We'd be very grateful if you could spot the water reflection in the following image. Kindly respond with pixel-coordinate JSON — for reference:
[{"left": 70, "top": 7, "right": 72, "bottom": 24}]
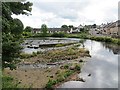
[
  {"left": 101, "top": 42, "right": 120, "bottom": 55},
  {"left": 60, "top": 40, "right": 118, "bottom": 88}
]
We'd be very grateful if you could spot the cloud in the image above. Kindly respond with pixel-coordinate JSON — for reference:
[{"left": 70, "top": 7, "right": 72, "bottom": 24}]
[{"left": 12, "top": 0, "right": 119, "bottom": 28}]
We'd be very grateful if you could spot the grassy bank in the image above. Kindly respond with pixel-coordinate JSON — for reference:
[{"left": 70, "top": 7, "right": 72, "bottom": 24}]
[
  {"left": 89, "top": 36, "right": 120, "bottom": 45},
  {"left": 2, "top": 75, "right": 20, "bottom": 88},
  {"left": 45, "top": 63, "right": 81, "bottom": 88},
  {"left": 30, "top": 32, "right": 120, "bottom": 45}
]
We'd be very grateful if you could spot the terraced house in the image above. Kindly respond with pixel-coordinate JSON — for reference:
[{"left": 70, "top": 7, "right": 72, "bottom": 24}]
[
  {"left": 32, "top": 28, "right": 71, "bottom": 34},
  {"left": 100, "top": 20, "right": 120, "bottom": 37}
]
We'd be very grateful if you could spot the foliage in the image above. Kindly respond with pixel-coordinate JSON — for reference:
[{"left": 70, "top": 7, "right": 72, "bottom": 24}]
[
  {"left": 75, "top": 64, "right": 81, "bottom": 71},
  {"left": 2, "top": 76, "right": 20, "bottom": 88},
  {"left": 67, "top": 33, "right": 89, "bottom": 39},
  {"left": 24, "top": 26, "right": 32, "bottom": 32},
  {"left": 61, "top": 25, "right": 68, "bottom": 29},
  {"left": 51, "top": 32, "right": 66, "bottom": 37},
  {"left": 2, "top": 2, "right": 33, "bottom": 69},
  {"left": 45, "top": 69, "right": 74, "bottom": 88},
  {"left": 63, "top": 64, "right": 69, "bottom": 69},
  {"left": 68, "top": 25, "right": 74, "bottom": 29},
  {"left": 22, "top": 31, "right": 32, "bottom": 38},
  {"left": 92, "top": 24, "right": 97, "bottom": 28},
  {"left": 55, "top": 44, "right": 64, "bottom": 47},
  {"left": 46, "top": 79, "right": 57, "bottom": 88},
  {"left": 41, "top": 24, "right": 48, "bottom": 36},
  {"left": 32, "top": 33, "right": 51, "bottom": 37},
  {"left": 89, "top": 36, "right": 120, "bottom": 45}
]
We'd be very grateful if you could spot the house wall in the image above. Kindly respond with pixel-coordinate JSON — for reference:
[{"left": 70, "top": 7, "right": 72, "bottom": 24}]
[{"left": 110, "top": 27, "right": 118, "bottom": 36}]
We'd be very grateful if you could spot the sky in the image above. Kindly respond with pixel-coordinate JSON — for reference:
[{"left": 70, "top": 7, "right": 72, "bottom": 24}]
[{"left": 12, "top": 0, "right": 119, "bottom": 28}]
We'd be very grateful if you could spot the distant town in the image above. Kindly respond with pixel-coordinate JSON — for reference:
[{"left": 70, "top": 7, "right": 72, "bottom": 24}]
[{"left": 32, "top": 20, "right": 120, "bottom": 38}]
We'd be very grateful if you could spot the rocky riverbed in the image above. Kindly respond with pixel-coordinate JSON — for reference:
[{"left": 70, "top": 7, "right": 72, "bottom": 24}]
[{"left": 4, "top": 45, "right": 91, "bottom": 88}]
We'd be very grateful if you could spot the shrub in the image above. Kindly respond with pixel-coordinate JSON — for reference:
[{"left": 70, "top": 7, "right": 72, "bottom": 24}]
[
  {"left": 63, "top": 64, "right": 69, "bottom": 69},
  {"left": 104, "top": 37, "right": 112, "bottom": 42},
  {"left": 46, "top": 79, "right": 57, "bottom": 88},
  {"left": 75, "top": 64, "right": 81, "bottom": 71},
  {"left": 32, "top": 52, "right": 37, "bottom": 56},
  {"left": 20, "top": 53, "right": 32, "bottom": 59},
  {"left": 51, "top": 32, "right": 66, "bottom": 37},
  {"left": 64, "top": 70, "right": 74, "bottom": 78},
  {"left": 37, "top": 51, "right": 42, "bottom": 54},
  {"left": 2, "top": 76, "right": 20, "bottom": 88},
  {"left": 57, "top": 75, "right": 65, "bottom": 82}
]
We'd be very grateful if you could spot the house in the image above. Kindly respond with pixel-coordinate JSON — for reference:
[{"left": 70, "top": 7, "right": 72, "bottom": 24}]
[
  {"left": 32, "top": 28, "right": 41, "bottom": 33},
  {"left": 70, "top": 24, "right": 84, "bottom": 33},
  {"left": 99, "top": 20, "right": 119, "bottom": 37},
  {"left": 32, "top": 28, "right": 71, "bottom": 34},
  {"left": 32, "top": 24, "right": 84, "bottom": 34}
]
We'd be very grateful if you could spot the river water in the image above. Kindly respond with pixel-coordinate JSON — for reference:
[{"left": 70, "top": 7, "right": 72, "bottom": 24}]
[
  {"left": 21, "top": 38, "right": 119, "bottom": 88},
  {"left": 59, "top": 39, "right": 119, "bottom": 88}
]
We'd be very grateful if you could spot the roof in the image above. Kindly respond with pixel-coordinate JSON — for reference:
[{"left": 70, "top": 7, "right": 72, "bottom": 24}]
[{"left": 32, "top": 28, "right": 70, "bottom": 32}]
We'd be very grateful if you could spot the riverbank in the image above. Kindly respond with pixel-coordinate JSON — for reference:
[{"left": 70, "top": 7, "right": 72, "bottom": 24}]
[
  {"left": 30, "top": 33, "right": 120, "bottom": 45},
  {"left": 19, "top": 46, "right": 90, "bottom": 64},
  {"left": 66, "top": 34, "right": 120, "bottom": 45},
  {"left": 3, "top": 46, "right": 90, "bottom": 88}
]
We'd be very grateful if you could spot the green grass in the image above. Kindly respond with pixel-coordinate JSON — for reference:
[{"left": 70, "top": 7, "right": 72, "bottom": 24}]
[
  {"left": 45, "top": 64, "right": 81, "bottom": 88},
  {"left": 2, "top": 76, "right": 20, "bottom": 88},
  {"left": 66, "top": 33, "right": 89, "bottom": 39},
  {"left": 89, "top": 36, "right": 120, "bottom": 45}
]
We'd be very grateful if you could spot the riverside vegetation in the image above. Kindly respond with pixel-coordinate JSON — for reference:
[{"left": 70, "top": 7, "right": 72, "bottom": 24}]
[
  {"left": 4, "top": 46, "right": 90, "bottom": 88},
  {"left": 31, "top": 32, "right": 120, "bottom": 45}
]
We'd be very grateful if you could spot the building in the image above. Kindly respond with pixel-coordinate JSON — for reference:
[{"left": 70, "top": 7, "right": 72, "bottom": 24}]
[
  {"left": 99, "top": 20, "right": 119, "bottom": 37},
  {"left": 32, "top": 28, "right": 71, "bottom": 34},
  {"left": 70, "top": 24, "right": 84, "bottom": 33},
  {"left": 32, "top": 24, "right": 84, "bottom": 34}
]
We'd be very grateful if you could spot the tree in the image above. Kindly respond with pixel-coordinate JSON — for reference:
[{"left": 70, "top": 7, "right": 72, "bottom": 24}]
[
  {"left": 41, "top": 24, "right": 48, "bottom": 36},
  {"left": 2, "top": 2, "right": 33, "bottom": 70},
  {"left": 92, "top": 24, "right": 96, "bottom": 28},
  {"left": 24, "top": 26, "right": 32, "bottom": 32},
  {"left": 23, "top": 26, "right": 32, "bottom": 37},
  {"left": 61, "top": 25, "right": 68, "bottom": 29},
  {"left": 68, "top": 25, "right": 74, "bottom": 29},
  {"left": 61, "top": 25, "right": 69, "bottom": 31}
]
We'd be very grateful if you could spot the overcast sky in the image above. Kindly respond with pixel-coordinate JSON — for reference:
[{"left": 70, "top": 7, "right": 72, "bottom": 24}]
[{"left": 12, "top": 0, "right": 119, "bottom": 28}]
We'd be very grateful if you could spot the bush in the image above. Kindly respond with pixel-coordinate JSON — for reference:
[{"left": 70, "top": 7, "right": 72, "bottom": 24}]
[
  {"left": 2, "top": 76, "right": 20, "bottom": 88},
  {"left": 63, "top": 64, "right": 69, "bottom": 69},
  {"left": 64, "top": 70, "right": 74, "bottom": 78},
  {"left": 20, "top": 53, "right": 32, "bottom": 59},
  {"left": 57, "top": 75, "right": 65, "bottom": 82},
  {"left": 32, "top": 52, "right": 37, "bottom": 56},
  {"left": 104, "top": 37, "right": 112, "bottom": 42},
  {"left": 89, "top": 36, "right": 120, "bottom": 45},
  {"left": 32, "top": 33, "right": 51, "bottom": 37},
  {"left": 51, "top": 32, "right": 66, "bottom": 37},
  {"left": 37, "top": 51, "right": 42, "bottom": 54},
  {"left": 75, "top": 64, "right": 81, "bottom": 71},
  {"left": 46, "top": 79, "right": 57, "bottom": 88}
]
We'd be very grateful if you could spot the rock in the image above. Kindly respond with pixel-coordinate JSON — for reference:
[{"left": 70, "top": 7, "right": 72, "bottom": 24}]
[
  {"left": 79, "top": 59, "right": 83, "bottom": 62},
  {"left": 88, "top": 74, "right": 91, "bottom": 76},
  {"left": 77, "top": 78, "right": 85, "bottom": 82},
  {"left": 60, "top": 65, "right": 64, "bottom": 69},
  {"left": 70, "top": 66, "right": 75, "bottom": 70},
  {"left": 49, "top": 75, "right": 53, "bottom": 78}
]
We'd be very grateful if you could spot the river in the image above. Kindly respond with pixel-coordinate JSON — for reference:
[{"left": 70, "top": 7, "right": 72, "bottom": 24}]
[
  {"left": 21, "top": 38, "right": 119, "bottom": 88},
  {"left": 59, "top": 39, "right": 119, "bottom": 88}
]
